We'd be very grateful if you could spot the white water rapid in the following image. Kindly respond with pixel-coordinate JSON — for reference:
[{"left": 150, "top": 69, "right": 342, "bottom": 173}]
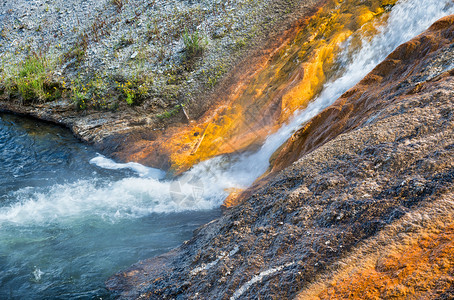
[{"left": 1, "top": 0, "right": 453, "bottom": 226}]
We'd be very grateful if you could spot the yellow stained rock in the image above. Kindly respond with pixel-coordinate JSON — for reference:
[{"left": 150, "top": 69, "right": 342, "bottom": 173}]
[{"left": 126, "top": 0, "right": 397, "bottom": 176}]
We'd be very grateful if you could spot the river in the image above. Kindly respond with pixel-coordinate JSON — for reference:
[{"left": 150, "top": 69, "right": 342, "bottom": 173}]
[
  {"left": 0, "top": 113, "right": 221, "bottom": 298},
  {"left": 1, "top": 0, "right": 454, "bottom": 298}
]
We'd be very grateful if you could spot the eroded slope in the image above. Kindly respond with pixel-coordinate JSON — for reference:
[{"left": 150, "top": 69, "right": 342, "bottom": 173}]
[{"left": 106, "top": 15, "right": 454, "bottom": 300}]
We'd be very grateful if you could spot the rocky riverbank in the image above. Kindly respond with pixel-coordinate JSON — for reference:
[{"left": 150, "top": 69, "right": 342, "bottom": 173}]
[
  {"left": 1, "top": 0, "right": 403, "bottom": 174},
  {"left": 106, "top": 15, "right": 454, "bottom": 299},
  {"left": 0, "top": 0, "right": 324, "bottom": 169}
]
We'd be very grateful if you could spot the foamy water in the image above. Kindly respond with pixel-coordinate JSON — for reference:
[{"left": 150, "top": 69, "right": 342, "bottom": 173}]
[{"left": 2, "top": 0, "right": 452, "bottom": 227}]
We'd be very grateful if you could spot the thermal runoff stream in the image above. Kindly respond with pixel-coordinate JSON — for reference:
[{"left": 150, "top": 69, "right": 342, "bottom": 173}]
[{"left": 1, "top": 0, "right": 454, "bottom": 298}]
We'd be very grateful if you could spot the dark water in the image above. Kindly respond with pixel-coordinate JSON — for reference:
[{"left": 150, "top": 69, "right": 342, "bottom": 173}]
[{"left": 0, "top": 113, "right": 221, "bottom": 299}]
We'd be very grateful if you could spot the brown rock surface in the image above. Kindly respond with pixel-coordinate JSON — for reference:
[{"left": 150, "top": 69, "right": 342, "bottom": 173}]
[
  {"left": 106, "top": 15, "right": 454, "bottom": 299},
  {"left": 297, "top": 195, "right": 454, "bottom": 299},
  {"left": 270, "top": 15, "right": 454, "bottom": 173}
]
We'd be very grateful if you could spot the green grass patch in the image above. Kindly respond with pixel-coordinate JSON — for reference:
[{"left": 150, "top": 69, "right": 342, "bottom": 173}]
[
  {"left": 6, "top": 54, "right": 62, "bottom": 103},
  {"left": 183, "top": 28, "right": 206, "bottom": 59}
]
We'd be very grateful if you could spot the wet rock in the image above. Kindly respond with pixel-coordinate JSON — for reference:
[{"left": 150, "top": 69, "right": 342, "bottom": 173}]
[
  {"left": 271, "top": 15, "right": 454, "bottom": 174},
  {"left": 107, "top": 15, "right": 454, "bottom": 300}
]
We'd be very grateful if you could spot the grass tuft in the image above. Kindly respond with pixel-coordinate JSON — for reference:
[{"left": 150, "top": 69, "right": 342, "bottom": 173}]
[
  {"left": 183, "top": 28, "right": 206, "bottom": 59},
  {"left": 7, "top": 54, "right": 61, "bottom": 103}
]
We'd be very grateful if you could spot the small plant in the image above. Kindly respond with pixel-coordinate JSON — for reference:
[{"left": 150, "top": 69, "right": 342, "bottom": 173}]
[
  {"left": 157, "top": 48, "right": 166, "bottom": 62},
  {"left": 69, "top": 75, "right": 110, "bottom": 111},
  {"left": 125, "top": 89, "right": 135, "bottom": 105},
  {"left": 63, "top": 46, "right": 85, "bottom": 64},
  {"left": 146, "top": 21, "right": 160, "bottom": 41},
  {"left": 90, "top": 18, "right": 108, "bottom": 42},
  {"left": 183, "top": 28, "right": 206, "bottom": 59},
  {"left": 116, "top": 78, "right": 149, "bottom": 106},
  {"left": 116, "top": 80, "right": 135, "bottom": 105},
  {"left": 157, "top": 104, "right": 182, "bottom": 119},
  {"left": 71, "top": 79, "right": 89, "bottom": 110},
  {"left": 7, "top": 54, "right": 61, "bottom": 103}
]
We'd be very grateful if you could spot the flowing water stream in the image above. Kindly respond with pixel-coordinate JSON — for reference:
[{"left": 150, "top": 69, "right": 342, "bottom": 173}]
[
  {"left": 0, "top": 113, "right": 221, "bottom": 298},
  {"left": 1, "top": 0, "right": 454, "bottom": 298}
]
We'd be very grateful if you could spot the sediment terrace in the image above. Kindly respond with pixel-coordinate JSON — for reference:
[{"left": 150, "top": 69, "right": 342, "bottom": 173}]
[{"left": 107, "top": 15, "right": 454, "bottom": 299}]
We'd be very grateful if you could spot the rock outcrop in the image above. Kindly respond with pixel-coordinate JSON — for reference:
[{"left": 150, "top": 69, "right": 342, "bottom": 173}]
[{"left": 106, "top": 15, "right": 454, "bottom": 299}]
